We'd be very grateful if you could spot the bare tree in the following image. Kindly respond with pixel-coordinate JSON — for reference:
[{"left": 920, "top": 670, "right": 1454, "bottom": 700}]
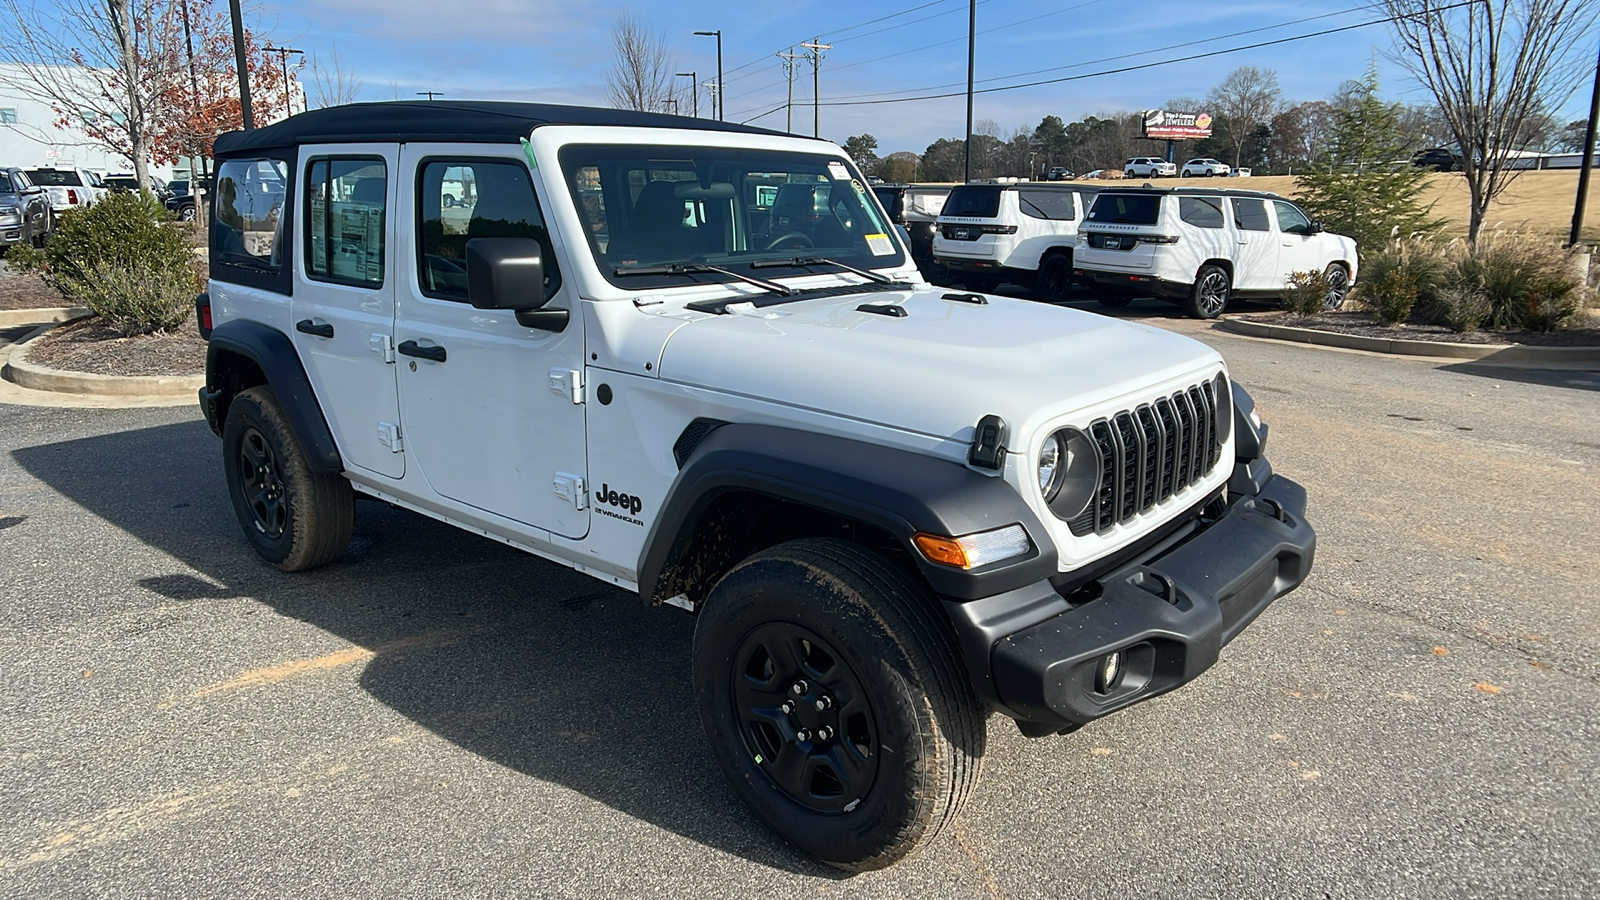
[
  {"left": 604, "top": 11, "right": 674, "bottom": 113},
  {"left": 0, "top": 0, "right": 190, "bottom": 189},
  {"left": 308, "top": 44, "right": 363, "bottom": 108},
  {"left": 1384, "top": 0, "right": 1600, "bottom": 243},
  {"left": 1207, "top": 67, "right": 1282, "bottom": 168}
]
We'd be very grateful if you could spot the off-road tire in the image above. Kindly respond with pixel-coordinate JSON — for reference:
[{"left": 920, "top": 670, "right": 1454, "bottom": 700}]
[
  {"left": 1036, "top": 253, "right": 1075, "bottom": 303},
  {"left": 222, "top": 386, "right": 353, "bottom": 571},
  {"left": 1187, "top": 264, "right": 1231, "bottom": 319},
  {"left": 692, "top": 538, "right": 986, "bottom": 872}
]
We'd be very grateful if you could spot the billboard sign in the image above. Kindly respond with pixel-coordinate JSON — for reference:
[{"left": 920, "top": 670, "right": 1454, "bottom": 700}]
[{"left": 1143, "top": 110, "right": 1213, "bottom": 140}]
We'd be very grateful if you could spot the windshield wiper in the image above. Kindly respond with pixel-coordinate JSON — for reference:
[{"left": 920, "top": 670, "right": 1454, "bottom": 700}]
[
  {"left": 750, "top": 256, "right": 905, "bottom": 285},
  {"left": 613, "top": 262, "right": 791, "bottom": 297}
]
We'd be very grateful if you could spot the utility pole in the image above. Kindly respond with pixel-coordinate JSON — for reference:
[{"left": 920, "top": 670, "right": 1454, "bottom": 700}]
[
  {"left": 417, "top": 91, "right": 444, "bottom": 101},
  {"left": 801, "top": 38, "right": 830, "bottom": 139},
  {"left": 676, "top": 72, "right": 697, "bottom": 117},
  {"left": 778, "top": 48, "right": 803, "bottom": 133},
  {"left": 228, "top": 0, "right": 253, "bottom": 129},
  {"left": 179, "top": 0, "right": 207, "bottom": 182},
  {"left": 964, "top": 0, "right": 975, "bottom": 182},
  {"left": 263, "top": 44, "right": 304, "bottom": 116},
  {"left": 694, "top": 30, "right": 723, "bottom": 121},
  {"left": 1570, "top": 39, "right": 1600, "bottom": 247}
]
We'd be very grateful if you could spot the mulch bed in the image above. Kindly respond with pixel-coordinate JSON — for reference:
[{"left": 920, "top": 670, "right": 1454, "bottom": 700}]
[
  {"left": 1235, "top": 309, "right": 1600, "bottom": 347},
  {"left": 0, "top": 271, "right": 67, "bottom": 310},
  {"left": 22, "top": 314, "right": 206, "bottom": 377}
]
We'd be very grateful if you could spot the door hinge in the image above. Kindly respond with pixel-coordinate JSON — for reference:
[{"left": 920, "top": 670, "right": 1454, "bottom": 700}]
[
  {"left": 553, "top": 472, "right": 587, "bottom": 509},
  {"left": 378, "top": 422, "right": 403, "bottom": 452},
  {"left": 549, "top": 367, "right": 584, "bottom": 404},
  {"left": 370, "top": 333, "right": 395, "bottom": 363}
]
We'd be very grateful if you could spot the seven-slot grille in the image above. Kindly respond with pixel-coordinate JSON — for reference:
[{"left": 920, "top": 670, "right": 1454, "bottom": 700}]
[{"left": 1068, "top": 379, "right": 1224, "bottom": 536}]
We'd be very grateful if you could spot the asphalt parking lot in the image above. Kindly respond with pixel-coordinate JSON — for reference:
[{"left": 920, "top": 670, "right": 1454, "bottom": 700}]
[{"left": 2, "top": 302, "right": 1597, "bottom": 898}]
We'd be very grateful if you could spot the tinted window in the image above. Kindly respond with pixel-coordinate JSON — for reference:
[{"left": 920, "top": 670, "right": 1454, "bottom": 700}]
[
  {"left": 305, "top": 158, "right": 386, "bottom": 287},
  {"left": 213, "top": 158, "right": 288, "bottom": 272},
  {"left": 1232, "top": 198, "right": 1270, "bottom": 231},
  {"left": 0, "top": 173, "right": 12, "bottom": 193},
  {"left": 942, "top": 185, "right": 1003, "bottom": 218},
  {"left": 1274, "top": 200, "right": 1312, "bottom": 233},
  {"left": 26, "top": 169, "right": 83, "bottom": 186},
  {"left": 1018, "top": 188, "right": 1075, "bottom": 221},
  {"left": 1178, "top": 196, "right": 1224, "bottom": 228},
  {"left": 1086, "top": 193, "right": 1160, "bottom": 225},
  {"left": 873, "top": 187, "right": 904, "bottom": 221},
  {"left": 418, "top": 158, "right": 559, "bottom": 302}
]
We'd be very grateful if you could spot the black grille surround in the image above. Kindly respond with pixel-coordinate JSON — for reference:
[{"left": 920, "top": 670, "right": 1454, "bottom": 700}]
[{"left": 1067, "top": 380, "right": 1224, "bottom": 536}]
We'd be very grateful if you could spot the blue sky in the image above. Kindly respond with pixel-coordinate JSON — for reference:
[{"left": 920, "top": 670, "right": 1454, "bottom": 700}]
[{"left": 258, "top": 0, "right": 1597, "bottom": 153}]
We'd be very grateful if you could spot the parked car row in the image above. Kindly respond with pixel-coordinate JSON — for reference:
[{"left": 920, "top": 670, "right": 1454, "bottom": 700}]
[{"left": 0, "top": 166, "right": 56, "bottom": 250}]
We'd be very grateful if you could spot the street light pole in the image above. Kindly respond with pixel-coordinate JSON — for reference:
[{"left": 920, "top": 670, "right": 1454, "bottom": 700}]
[
  {"left": 228, "top": 0, "right": 253, "bottom": 129},
  {"left": 964, "top": 0, "right": 975, "bottom": 182},
  {"left": 1570, "top": 39, "right": 1600, "bottom": 247},
  {"left": 676, "top": 72, "right": 697, "bottom": 117},
  {"left": 694, "top": 30, "right": 723, "bottom": 121},
  {"left": 801, "top": 38, "right": 830, "bottom": 139}
]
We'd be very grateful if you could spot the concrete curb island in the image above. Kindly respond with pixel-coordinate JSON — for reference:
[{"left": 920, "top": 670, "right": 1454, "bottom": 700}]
[
  {"left": 0, "top": 310, "right": 202, "bottom": 407},
  {"left": 1220, "top": 316, "right": 1600, "bottom": 364}
]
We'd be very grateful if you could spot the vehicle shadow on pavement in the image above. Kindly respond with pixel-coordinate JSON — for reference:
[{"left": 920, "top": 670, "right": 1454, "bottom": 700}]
[
  {"left": 1439, "top": 361, "right": 1600, "bottom": 393},
  {"left": 13, "top": 420, "right": 843, "bottom": 878}
]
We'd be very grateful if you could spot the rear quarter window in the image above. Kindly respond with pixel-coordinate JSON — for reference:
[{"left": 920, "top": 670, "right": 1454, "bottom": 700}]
[
  {"left": 941, "top": 185, "right": 1002, "bottom": 218},
  {"left": 1086, "top": 193, "right": 1160, "bottom": 225},
  {"left": 1178, "top": 196, "right": 1224, "bottom": 228},
  {"left": 1017, "top": 189, "right": 1075, "bottom": 221}
]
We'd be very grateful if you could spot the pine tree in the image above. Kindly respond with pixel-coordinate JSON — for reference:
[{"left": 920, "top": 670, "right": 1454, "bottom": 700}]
[{"left": 1295, "top": 66, "right": 1439, "bottom": 253}]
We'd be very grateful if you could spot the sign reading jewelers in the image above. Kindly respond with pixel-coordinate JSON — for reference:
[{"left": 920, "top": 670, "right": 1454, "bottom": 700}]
[{"left": 1142, "top": 110, "right": 1214, "bottom": 140}]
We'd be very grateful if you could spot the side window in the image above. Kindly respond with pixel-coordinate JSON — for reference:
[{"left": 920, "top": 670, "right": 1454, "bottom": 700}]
[
  {"left": 1018, "top": 189, "right": 1076, "bottom": 220},
  {"left": 305, "top": 158, "right": 386, "bottom": 287},
  {"left": 1178, "top": 196, "right": 1224, "bottom": 229},
  {"left": 1274, "top": 200, "right": 1312, "bottom": 233},
  {"left": 213, "top": 157, "right": 289, "bottom": 272},
  {"left": 417, "top": 158, "right": 559, "bottom": 302},
  {"left": 1232, "top": 198, "right": 1270, "bottom": 232}
]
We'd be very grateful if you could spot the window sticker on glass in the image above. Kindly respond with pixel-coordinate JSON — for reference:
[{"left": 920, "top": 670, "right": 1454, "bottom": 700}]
[
  {"left": 865, "top": 233, "right": 894, "bottom": 256},
  {"left": 827, "top": 161, "right": 850, "bottom": 180}
]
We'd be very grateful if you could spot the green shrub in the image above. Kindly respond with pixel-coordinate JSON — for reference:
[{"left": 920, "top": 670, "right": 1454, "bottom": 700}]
[
  {"left": 1359, "top": 236, "right": 1445, "bottom": 313},
  {"left": 1363, "top": 268, "right": 1419, "bottom": 326},
  {"left": 1428, "top": 286, "right": 1492, "bottom": 333},
  {"left": 4, "top": 242, "right": 45, "bottom": 274},
  {"left": 1280, "top": 270, "right": 1332, "bottom": 317},
  {"left": 1444, "top": 233, "right": 1583, "bottom": 332},
  {"left": 41, "top": 192, "right": 200, "bottom": 335}
]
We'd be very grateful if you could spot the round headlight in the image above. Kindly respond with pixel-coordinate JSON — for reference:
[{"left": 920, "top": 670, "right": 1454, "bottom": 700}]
[
  {"left": 1044, "top": 428, "right": 1101, "bottom": 521},
  {"left": 1038, "top": 433, "right": 1063, "bottom": 498}
]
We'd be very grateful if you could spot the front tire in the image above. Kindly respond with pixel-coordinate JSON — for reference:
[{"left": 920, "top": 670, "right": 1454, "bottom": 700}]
[
  {"left": 1323, "top": 263, "right": 1350, "bottom": 310},
  {"left": 222, "top": 386, "right": 354, "bottom": 571},
  {"left": 692, "top": 538, "right": 986, "bottom": 872},
  {"left": 1187, "top": 264, "right": 1231, "bottom": 319}
]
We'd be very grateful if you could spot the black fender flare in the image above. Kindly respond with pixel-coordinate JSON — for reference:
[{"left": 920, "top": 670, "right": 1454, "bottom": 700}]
[
  {"left": 205, "top": 319, "right": 343, "bottom": 474},
  {"left": 637, "top": 424, "right": 1058, "bottom": 603}
]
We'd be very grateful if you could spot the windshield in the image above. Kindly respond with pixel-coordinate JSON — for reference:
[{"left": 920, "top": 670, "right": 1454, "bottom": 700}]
[
  {"left": 559, "top": 143, "right": 903, "bottom": 289},
  {"left": 1086, "top": 193, "right": 1161, "bottom": 226},
  {"left": 27, "top": 169, "right": 82, "bottom": 186},
  {"left": 941, "top": 185, "right": 1002, "bottom": 218}
]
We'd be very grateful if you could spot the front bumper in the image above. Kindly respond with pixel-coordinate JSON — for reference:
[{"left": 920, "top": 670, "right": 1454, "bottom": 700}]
[{"left": 945, "top": 473, "right": 1314, "bottom": 729}]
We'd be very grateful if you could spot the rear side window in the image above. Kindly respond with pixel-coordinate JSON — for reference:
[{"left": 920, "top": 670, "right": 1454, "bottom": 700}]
[
  {"left": 1086, "top": 193, "right": 1160, "bottom": 225},
  {"left": 1178, "top": 196, "right": 1224, "bottom": 228},
  {"left": 305, "top": 158, "right": 386, "bottom": 287},
  {"left": 1232, "top": 198, "right": 1270, "bottom": 231},
  {"left": 942, "top": 185, "right": 1002, "bottom": 218},
  {"left": 417, "top": 158, "right": 560, "bottom": 302},
  {"left": 1018, "top": 189, "right": 1075, "bottom": 221},
  {"left": 213, "top": 157, "right": 290, "bottom": 277}
]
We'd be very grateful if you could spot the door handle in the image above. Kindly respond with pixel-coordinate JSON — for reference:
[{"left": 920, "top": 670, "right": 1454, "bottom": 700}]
[
  {"left": 295, "top": 319, "right": 334, "bottom": 338},
  {"left": 397, "top": 340, "right": 446, "bottom": 363}
]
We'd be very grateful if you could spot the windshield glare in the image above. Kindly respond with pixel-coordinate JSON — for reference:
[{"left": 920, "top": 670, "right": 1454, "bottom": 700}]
[{"left": 558, "top": 144, "right": 903, "bottom": 287}]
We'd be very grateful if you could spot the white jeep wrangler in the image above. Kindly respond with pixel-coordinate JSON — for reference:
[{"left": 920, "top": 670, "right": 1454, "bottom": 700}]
[{"left": 197, "top": 101, "right": 1315, "bottom": 871}]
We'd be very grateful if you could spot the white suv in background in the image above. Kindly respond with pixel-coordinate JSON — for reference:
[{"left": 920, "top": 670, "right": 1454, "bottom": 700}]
[
  {"left": 1180, "top": 158, "right": 1231, "bottom": 178},
  {"left": 931, "top": 181, "right": 1101, "bottom": 301},
  {"left": 1124, "top": 157, "right": 1177, "bottom": 178},
  {"left": 1074, "top": 187, "right": 1358, "bottom": 319}
]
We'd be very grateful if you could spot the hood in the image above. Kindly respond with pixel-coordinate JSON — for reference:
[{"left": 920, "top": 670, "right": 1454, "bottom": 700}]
[{"left": 656, "top": 286, "right": 1223, "bottom": 449}]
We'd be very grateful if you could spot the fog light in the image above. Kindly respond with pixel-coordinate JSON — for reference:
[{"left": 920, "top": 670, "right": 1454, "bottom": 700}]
[{"left": 1096, "top": 651, "right": 1123, "bottom": 693}]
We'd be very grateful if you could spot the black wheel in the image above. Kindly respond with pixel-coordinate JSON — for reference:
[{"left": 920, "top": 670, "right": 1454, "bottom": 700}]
[
  {"left": 1323, "top": 263, "right": 1350, "bottom": 310},
  {"left": 1187, "top": 264, "right": 1231, "bottom": 319},
  {"left": 1036, "top": 253, "right": 1074, "bottom": 302},
  {"left": 222, "top": 386, "right": 354, "bottom": 571},
  {"left": 692, "top": 538, "right": 985, "bottom": 872},
  {"left": 1098, "top": 291, "right": 1133, "bottom": 308},
  {"left": 963, "top": 275, "right": 999, "bottom": 293}
]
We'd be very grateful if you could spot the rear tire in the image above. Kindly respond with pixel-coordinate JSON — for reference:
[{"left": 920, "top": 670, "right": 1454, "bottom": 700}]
[
  {"left": 1187, "top": 264, "right": 1231, "bottom": 319},
  {"left": 692, "top": 538, "right": 986, "bottom": 872},
  {"left": 963, "top": 275, "right": 999, "bottom": 293},
  {"left": 1036, "top": 253, "right": 1074, "bottom": 302},
  {"left": 222, "top": 386, "right": 354, "bottom": 571}
]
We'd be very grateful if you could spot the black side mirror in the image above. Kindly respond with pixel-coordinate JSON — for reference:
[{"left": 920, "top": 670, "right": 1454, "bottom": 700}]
[
  {"left": 1307, "top": 221, "right": 1324, "bottom": 234},
  {"left": 465, "top": 237, "right": 566, "bottom": 332}
]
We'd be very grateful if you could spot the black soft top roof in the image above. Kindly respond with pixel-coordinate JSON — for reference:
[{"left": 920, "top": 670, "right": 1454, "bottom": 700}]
[{"left": 212, "top": 100, "right": 800, "bottom": 156}]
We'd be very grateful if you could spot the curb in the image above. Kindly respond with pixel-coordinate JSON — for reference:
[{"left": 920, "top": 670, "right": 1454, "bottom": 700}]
[
  {"left": 0, "top": 306, "right": 91, "bottom": 328},
  {"left": 3, "top": 319, "right": 204, "bottom": 398},
  {"left": 1220, "top": 316, "right": 1600, "bottom": 363}
]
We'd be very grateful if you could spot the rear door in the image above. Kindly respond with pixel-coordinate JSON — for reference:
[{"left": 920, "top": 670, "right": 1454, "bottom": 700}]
[
  {"left": 292, "top": 144, "right": 405, "bottom": 479},
  {"left": 1229, "top": 197, "right": 1278, "bottom": 291}
]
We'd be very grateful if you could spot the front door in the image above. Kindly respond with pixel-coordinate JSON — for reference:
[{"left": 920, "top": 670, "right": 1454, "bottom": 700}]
[
  {"left": 393, "top": 145, "right": 589, "bottom": 540},
  {"left": 1272, "top": 200, "right": 1324, "bottom": 284},
  {"left": 292, "top": 145, "right": 404, "bottom": 479}
]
